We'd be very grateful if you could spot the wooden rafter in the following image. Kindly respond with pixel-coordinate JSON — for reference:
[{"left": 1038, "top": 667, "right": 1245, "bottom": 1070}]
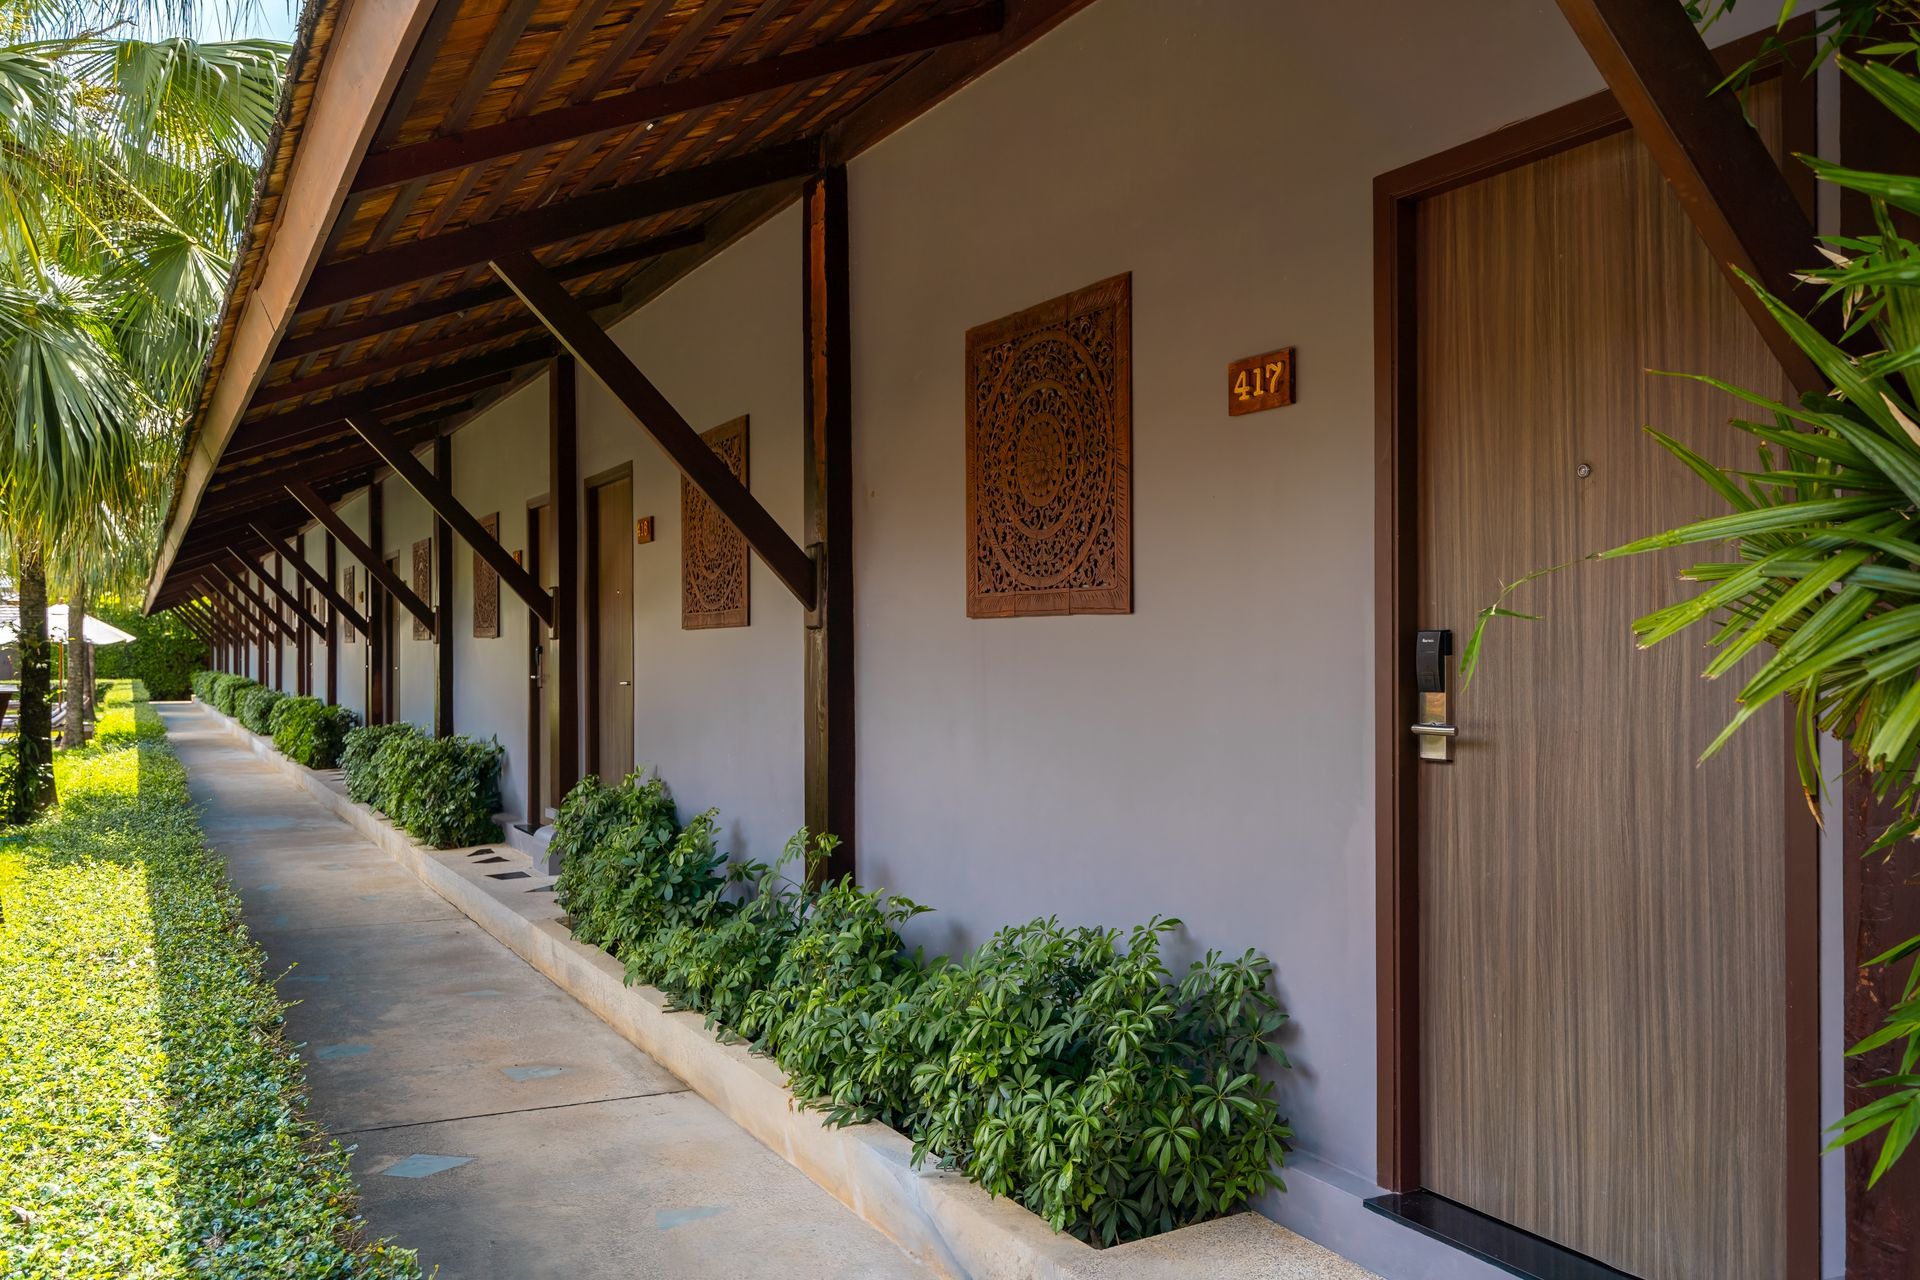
[
  {"left": 493, "top": 249, "right": 818, "bottom": 609},
  {"left": 254, "top": 320, "right": 556, "bottom": 408},
  {"left": 346, "top": 412, "right": 555, "bottom": 626},
  {"left": 302, "top": 140, "right": 819, "bottom": 309},
  {"left": 1554, "top": 0, "right": 1829, "bottom": 393},
  {"left": 254, "top": 523, "right": 369, "bottom": 637},
  {"left": 353, "top": 7, "right": 1003, "bottom": 194},
  {"left": 212, "top": 568, "right": 295, "bottom": 642},
  {"left": 227, "top": 359, "right": 528, "bottom": 460},
  {"left": 288, "top": 481, "right": 438, "bottom": 636},
  {"left": 229, "top": 550, "right": 323, "bottom": 637}
]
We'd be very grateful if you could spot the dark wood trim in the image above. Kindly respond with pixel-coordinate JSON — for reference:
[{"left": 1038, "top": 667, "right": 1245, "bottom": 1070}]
[
  {"left": 211, "top": 568, "right": 294, "bottom": 644},
  {"left": 239, "top": 546, "right": 326, "bottom": 637},
  {"left": 277, "top": 290, "right": 618, "bottom": 368},
  {"left": 346, "top": 413, "right": 554, "bottom": 624},
  {"left": 217, "top": 560, "right": 300, "bottom": 643},
  {"left": 526, "top": 497, "right": 545, "bottom": 822},
  {"left": 229, "top": 369, "right": 520, "bottom": 462},
  {"left": 1372, "top": 37, "right": 1822, "bottom": 1278},
  {"left": 278, "top": 229, "right": 701, "bottom": 356},
  {"left": 550, "top": 355, "right": 581, "bottom": 808},
  {"left": 1554, "top": 0, "right": 1829, "bottom": 393},
  {"left": 354, "top": 7, "right": 1003, "bottom": 194},
  {"left": 433, "top": 434, "right": 453, "bottom": 737},
  {"left": 289, "top": 480, "right": 437, "bottom": 636},
  {"left": 493, "top": 250, "right": 818, "bottom": 609},
  {"left": 581, "top": 461, "right": 631, "bottom": 783},
  {"left": 802, "top": 166, "right": 855, "bottom": 883},
  {"left": 254, "top": 320, "right": 556, "bottom": 409},
  {"left": 304, "top": 141, "right": 819, "bottom": 310},
  {"left": 324, "top": 533, "right": 339, "bottom": 706},
  {"left": 254, "top": 523, "right": 369, "bottom": 636},
  {"left": 273, "top": 552, "right": 286, "bottom": 689}
]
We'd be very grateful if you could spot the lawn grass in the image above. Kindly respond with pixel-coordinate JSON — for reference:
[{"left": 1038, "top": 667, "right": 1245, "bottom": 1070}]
[{"left": 0, "top": 681, "right": 420, "bottom": 1279}]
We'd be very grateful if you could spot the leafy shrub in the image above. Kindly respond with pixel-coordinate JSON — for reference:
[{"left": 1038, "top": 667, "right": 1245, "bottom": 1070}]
[
  {"left": 371, "top": 731, "right": 504, "bottom": 848},
  {"left": 340, "top": 722, "right": 421, "bottom": 807},
  {"left": 89, "top": 596, "right": 207, "bottom": 700},
  {"left": 205, "top": 673, "right": 257, "bottom": 717},
  {"left": 0, "top": 684, "right": 418, "bottom": 1277},
  {"left": 552, "top": 773, "right": 727, "bottom": 957},
  {"left": 895, "top": 918, "right": 1291, "bottom": 1242},
  {"left": 236, "top": 685, "right": 285, "bottom": 735},
  {"left": 272, "top": 697, "right": 361, "bottom": 769},
  {"left": 549, "top": 780, "right": 1293, "bottom": 1246}
]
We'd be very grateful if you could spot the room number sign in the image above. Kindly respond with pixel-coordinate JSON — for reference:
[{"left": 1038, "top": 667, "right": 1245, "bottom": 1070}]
[{"left": 1227, "top": 347, "right": 1294, "bottom": 416}]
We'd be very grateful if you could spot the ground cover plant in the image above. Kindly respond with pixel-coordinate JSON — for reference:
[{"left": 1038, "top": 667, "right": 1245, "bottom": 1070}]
[
  {"left": 550, "top": 771, "right": 1291, "bottom": 1244},
  {"left": 0, "top": 682, "right": 419, "bottom": 1279}
]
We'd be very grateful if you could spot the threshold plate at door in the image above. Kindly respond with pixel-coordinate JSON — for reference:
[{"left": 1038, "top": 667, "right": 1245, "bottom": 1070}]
[{"left": 1363, "top": 1191, "right": 1638, "bottom": 1280}]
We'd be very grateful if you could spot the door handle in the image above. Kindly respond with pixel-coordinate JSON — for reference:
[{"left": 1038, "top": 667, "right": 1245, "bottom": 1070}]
[
  {"left": 1412, "top": 628, "right": 1456, "bottom": 763},
  {"left": 616, "top": 679, "right": 631, "bottom": 686}
]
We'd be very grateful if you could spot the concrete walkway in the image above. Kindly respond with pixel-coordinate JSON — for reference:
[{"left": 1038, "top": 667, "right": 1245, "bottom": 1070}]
[{"left": 159, "top": 703, "right": 928, "bottom": 1280}]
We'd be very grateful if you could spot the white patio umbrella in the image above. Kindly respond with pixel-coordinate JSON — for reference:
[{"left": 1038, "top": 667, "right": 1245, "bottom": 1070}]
[{"left": 0, "top": 606, "right": 134, "bottom": 646}]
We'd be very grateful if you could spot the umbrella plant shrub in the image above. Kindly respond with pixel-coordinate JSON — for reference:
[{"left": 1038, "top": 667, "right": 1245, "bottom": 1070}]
[
  {"left": 548, "top": 772, "right": 1291, "bottom": 1244},
  {"left": 235, "top": 685, "right": 284, "bottom": 736},
  {"left": 1468, "top": 11, "right": 1920, "bottom": 1181},
  {"left": 339, "top": 722, "right": 421, "bottom": 807}
]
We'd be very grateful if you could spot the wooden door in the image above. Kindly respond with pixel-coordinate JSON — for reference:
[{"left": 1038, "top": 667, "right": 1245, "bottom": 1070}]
[
  {"left": 529, "top": 500, "right": 564, "bottom": 813},
  {"left": 1412, "top": 96, "right": 1791, "bottom": 1279},
  {"left": 586, "top": 473, "right": 633, "bottom": 783}
]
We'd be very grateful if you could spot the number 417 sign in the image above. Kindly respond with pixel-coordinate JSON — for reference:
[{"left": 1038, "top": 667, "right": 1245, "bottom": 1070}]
[{"left": 1227, "top": 347, "right": 1294, "bottom": 416}]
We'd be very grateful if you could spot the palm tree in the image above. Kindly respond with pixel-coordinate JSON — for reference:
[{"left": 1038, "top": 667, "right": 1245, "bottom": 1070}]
[{"left": 0, "top": 13, "right": 286, "bottom": 818}]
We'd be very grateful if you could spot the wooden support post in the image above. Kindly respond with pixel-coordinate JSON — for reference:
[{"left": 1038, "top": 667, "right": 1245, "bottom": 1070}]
[
  {"left": 325, "top": 534, "right": 339, "bottom": 707},
  {"left": 1554, "top": 0, "right": 1833, "bottom": 393},
  {"left": 231, "top": 546, "right": 326, "bottom": 638},
  {"left": 493, "top": 251, "right": 818, "bottom": 609},
  {"left": 216, "top": 562, "right": 298, "bottom": 643},
  {"left": 253, "top": 523, "right": 369, "bottom": 636},
  {"left": 345, "top": 414, "right": 553, "bottom": 624},
  {"left": 273, "top": 552, "right": 286, "bottom": 690},
  {"left": 368, "top": 479, "right": 387, "bottom": 723},
  {"left": 551, "top": 355, "right": 581, "bottom": 807},
  {"left": 287, "top": 481, "right": 437, "bottom": 638},
  {"left": 803, "top": 166, "right": 855, "bottom": 882},
  {"left": 434, "top": 434, "right": 454, "bottom": 738}
]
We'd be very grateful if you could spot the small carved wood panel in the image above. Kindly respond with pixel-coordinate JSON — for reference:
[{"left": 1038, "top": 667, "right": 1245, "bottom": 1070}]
[
  {"left": 682, "top": 416, "right": 751, "bottom": 629},
  {"left": 343, "top": 567, "right": 355, "bottom": 642},
  {"left": 965, "top": 273, "right": 1132, "bottom": 617},
  {"left": 474, "top": 511, "right": 500, "bottom": 638},
  {"left": 411, "top": 538, "right": 432, "bottom": 640}
]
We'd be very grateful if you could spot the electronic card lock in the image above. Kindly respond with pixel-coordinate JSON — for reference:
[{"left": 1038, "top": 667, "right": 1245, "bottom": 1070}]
[{"left": 1411, "top": 628, "right": 1458, "bottom": 763}]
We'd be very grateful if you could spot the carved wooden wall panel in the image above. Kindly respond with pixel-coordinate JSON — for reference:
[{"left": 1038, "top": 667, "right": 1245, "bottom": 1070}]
[
  {"left": 965, "top": 273, "right": 1132, "bottom": 618},
  {"left": 411, "top": 538, "right": 432, "bottom": 640},
  {"left": 343, "top": 567, "right": 355, "bottom": 643},
  {"left": 473, "top": 512, "right": 500, "bottom": 638},
  {"left": 681, "top": 415, "right": 750, "bottom": 630}
]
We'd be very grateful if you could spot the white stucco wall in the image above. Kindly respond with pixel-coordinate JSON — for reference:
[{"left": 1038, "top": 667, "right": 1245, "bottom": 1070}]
[
  {"left": 290, "top": 2, "right": 1795, "bottom": 1258},
  {"left": 330, "top": 491, "right": 371, "bottom": 724}
]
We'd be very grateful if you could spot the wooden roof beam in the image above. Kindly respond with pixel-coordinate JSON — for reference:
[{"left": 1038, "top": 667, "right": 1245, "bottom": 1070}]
[
  {"left": 351, "top": 7, "right": 1003, "bottom": 195},
  {"left": 492, "top": 250, "right": 817, "bottom": 610},
  {"left": 214, "top": 565, "right": 298, "bottom": 642},
  {"left": 303, "top": 139, "right": 819, "bottom": 310},
  {"left": 255, "top": 318, "right": 555, "bottom": 409},
  {"left": 254, "top": 523, "right": 370, "bottom": 637},
  {"left": 226, "top": 358, "right": 525, "bottom": 459},
  {"left": 345, "top": 412, "right": 554, "bottom": 626},
  {"left": 232, "top": 547, "right": 326, "bottom": 637},
  {"left": 1554, "top": 0, "right": 1829, "bottom": 393},
  {"left": 288, "top": 480, "right": 438, "bottom": 636},
  {"left": 200, "top": 580, "right": 270, "bottom": 644}
]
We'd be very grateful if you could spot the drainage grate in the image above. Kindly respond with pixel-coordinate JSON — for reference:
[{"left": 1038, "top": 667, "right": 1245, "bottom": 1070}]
[
  {"left": 471, "top": 855, "right": 508, "bottom": 864},
  {"left": 488, "top": 870, "right": 531, "bottom": 880}
]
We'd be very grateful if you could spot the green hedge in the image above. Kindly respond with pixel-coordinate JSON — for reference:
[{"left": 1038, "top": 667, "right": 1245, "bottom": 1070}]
[
  {"left": 339, "top": 723, "right": 503, "bottom": 848},
  {"left": 197, "top": 672, "right": 258, "bottom": 718},
  {"left": 271, "top": 697, "right": 361, "bottom": 769},
  {"left": 236, "top": 686, "right": 286, "bottom": 736},
  {"left": 0, "top": 683, "right": 419, "bottom": 1278},
  {"left": 89, "top": 597, "right": 207, "bottom": 700},
  {"left": 552, "top": 774, "right": 1292, "bottom": 1244}
]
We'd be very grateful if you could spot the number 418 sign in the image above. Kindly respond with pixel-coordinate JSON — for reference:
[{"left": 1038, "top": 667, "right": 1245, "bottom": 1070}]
[{"left": 1227, "top": 347, "right": 1294, "bottom": 416}]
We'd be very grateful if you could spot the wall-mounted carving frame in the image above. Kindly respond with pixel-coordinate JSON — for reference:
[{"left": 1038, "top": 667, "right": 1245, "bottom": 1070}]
[
  {"left": 965, "top": 273, "right": 1132, "bottom": 618},
  {"left": 682, "top": 415, "right": 750, "bottom": 630},
  {"left": 411, "top": 538, "right": 432, "bottom": 640},
  {"left": 474, "top": 511, "right": 501, "bottom": 638}
]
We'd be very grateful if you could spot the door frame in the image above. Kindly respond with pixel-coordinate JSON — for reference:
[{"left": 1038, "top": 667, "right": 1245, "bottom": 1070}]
[
  {"left": 526, "top": 493, "right": 547, "bottom": 821},
  {"left": 1370, "top": 26, "right": 1820, "bottom": 1271},
  {"left": 582, "top": 462, "right": 633, "bottom": 781}
]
